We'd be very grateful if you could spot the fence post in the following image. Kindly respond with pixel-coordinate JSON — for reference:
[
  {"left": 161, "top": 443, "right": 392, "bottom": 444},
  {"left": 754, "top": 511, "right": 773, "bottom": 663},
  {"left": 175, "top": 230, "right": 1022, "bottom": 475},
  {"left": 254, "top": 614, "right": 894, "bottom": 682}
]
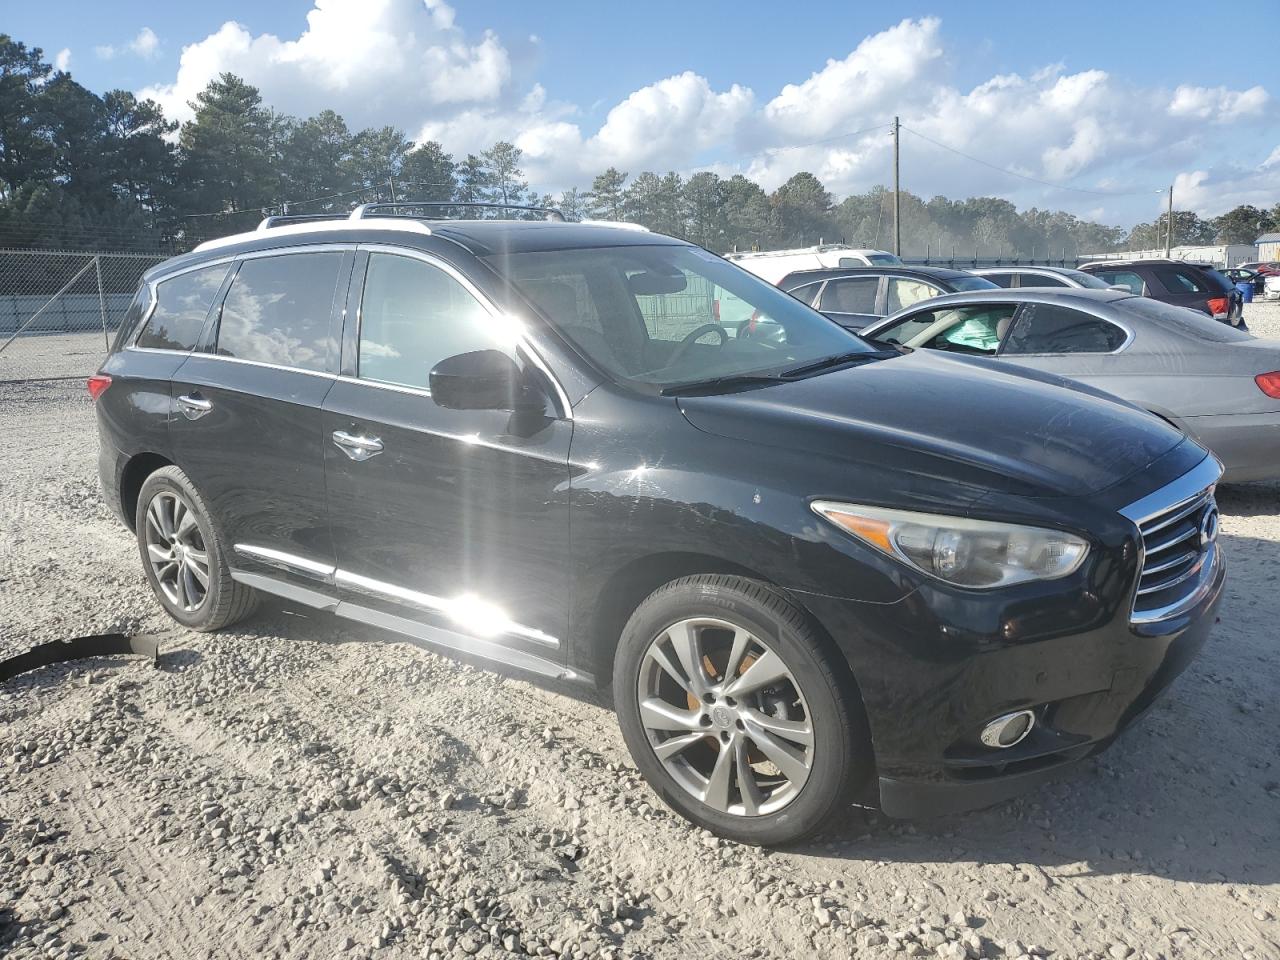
[{"left": 94, "top": 255, "right": 110, "bottom": 352}]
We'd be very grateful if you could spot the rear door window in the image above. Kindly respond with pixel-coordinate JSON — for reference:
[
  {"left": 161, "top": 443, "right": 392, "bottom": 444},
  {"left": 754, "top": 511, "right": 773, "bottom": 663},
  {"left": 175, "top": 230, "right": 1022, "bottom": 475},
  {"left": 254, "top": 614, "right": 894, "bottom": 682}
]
[
  {"left": 1018, "top": 273, "right": 1069, "bottom": 288},
  {"left": 1002, "top": 303, "right": 1127, "bottom": 354},
  {"left": 135, "top": 264, "right": 229, "bottom": 351},
  {"left": 886, "top": 277, "right": 943, "bottom": 312},
  {"left": 820, "top": 276, "right": 879, "bottom": 314},
  {"left": 982, "top": 273, "right": 1017, "bottom": 288},
  {"left": 216, "top": 252, "right": 344, "bottom": 372},
  {"left": 1093, "top": 270, "right": 1145, "bottom": 295}
]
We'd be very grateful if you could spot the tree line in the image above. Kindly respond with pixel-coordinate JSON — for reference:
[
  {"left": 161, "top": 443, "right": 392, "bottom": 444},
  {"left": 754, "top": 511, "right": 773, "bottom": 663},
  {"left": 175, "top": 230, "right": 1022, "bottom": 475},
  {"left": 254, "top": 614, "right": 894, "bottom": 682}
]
[{"left": 2, "top": 35, "right": 1276, "bottom": 256}]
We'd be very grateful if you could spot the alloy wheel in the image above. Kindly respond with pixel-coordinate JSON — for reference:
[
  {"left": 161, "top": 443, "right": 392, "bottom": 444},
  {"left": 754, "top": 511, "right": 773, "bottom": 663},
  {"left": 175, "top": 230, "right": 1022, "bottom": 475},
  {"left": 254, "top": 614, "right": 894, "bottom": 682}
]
[
  {"left": 636, "top": 617, "right": 814, "bottom": 816},
  {"left": 144, "top": 490, "right": 210, "bottom": 613}
]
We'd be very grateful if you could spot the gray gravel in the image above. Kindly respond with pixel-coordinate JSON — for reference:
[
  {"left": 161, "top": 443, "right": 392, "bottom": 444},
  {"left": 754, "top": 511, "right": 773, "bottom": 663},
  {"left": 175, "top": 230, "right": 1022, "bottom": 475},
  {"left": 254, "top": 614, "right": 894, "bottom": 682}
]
[{"left": 0, "top": 301, "right": 1278, "bottom": 959}]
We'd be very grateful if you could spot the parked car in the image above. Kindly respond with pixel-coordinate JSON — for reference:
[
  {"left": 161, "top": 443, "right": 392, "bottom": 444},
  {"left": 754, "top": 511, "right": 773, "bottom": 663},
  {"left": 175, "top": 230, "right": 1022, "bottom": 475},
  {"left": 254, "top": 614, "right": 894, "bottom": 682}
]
[
  {"left": 1239, "top": 261, "right": 1280, "bottom": 277},
  {"left": 778, "top": 266, "right": 998, "bottom": 329},
  {"left": 1223, "top": 267, "right": 1265, "bottom": 296},
  {"left": 1078, "top": 258, "right": 1244, "bottom": 326},
  {"left": 1266, "top": 274, "right": 1280, "bottom": 301},
  {"left": 93, "top": 204, "right": 1224, "bottom": 845},
  {"left": 725, "top": 244, "right": 902, "bottom": 284},
  {"left": 969, "top": 265, "right": 1114, "bottom": 289},
  {"left": 861, "top": 288, "right": 1280, "bottom": 481}
]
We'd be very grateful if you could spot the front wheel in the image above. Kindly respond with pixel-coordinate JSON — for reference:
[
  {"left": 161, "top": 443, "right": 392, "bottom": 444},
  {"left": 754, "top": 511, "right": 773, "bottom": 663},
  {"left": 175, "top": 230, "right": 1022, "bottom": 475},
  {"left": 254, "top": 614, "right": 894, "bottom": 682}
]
[
  {"left": 613, "top": 575, "right": 871, "bottom": 845},
  {"left": 136, "top": 466, "right": 258, "bottom": 631}
]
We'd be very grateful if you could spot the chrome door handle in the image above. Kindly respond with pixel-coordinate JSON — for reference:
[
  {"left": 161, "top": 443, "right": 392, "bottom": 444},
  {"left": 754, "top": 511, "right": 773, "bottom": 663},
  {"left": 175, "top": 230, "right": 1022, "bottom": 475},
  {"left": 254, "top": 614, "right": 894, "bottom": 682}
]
[
  {"left": 177, "top": 393, "right": 212, "bottom": 420},
  {"left": 332, "top": 430, "right": 383, "bottom": 461}
]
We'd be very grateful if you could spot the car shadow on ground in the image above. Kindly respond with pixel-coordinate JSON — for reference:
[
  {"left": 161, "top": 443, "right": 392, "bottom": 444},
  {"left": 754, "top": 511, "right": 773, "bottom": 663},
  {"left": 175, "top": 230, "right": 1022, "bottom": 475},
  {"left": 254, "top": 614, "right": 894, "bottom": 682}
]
[{"left": 102, "top": 523, "right": 1276, "bottom": 891}]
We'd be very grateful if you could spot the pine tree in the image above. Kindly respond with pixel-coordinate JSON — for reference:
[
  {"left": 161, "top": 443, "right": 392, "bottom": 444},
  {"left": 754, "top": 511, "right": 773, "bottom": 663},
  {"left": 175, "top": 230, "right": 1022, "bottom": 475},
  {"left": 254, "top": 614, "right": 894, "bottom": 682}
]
[{"left": 587, "top": 167, "right": 628, "bottom": 220}]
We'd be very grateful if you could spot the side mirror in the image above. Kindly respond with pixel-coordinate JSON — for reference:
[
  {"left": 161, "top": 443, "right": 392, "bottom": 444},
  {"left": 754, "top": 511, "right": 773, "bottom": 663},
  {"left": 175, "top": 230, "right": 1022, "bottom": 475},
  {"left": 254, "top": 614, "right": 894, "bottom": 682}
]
[{"left": 429, "top": 350, "right": 539, "bottom": 411}]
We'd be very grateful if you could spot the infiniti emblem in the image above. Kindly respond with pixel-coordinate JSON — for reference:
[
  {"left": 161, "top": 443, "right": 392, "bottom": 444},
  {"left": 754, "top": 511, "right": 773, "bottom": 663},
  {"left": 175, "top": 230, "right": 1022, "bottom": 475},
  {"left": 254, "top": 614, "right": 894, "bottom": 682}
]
[
  {"left": 711, "top": 705, "right": 734, "bottom": 728},
  {"left": 1198, "top": 507, "right": 1219, "bottom": 550}
]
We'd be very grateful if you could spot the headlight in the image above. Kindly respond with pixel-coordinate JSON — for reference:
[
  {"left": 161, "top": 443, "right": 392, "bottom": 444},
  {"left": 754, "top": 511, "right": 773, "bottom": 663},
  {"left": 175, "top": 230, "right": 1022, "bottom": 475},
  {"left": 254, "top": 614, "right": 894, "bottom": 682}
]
[{"left": 811, "top": 501, "right": 1089, "bottom": 588}]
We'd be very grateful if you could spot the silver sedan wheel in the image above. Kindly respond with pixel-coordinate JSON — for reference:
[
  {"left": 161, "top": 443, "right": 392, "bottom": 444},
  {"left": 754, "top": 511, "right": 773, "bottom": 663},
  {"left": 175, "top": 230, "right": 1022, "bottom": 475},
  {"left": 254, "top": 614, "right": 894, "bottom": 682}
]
[
  {"left": 144, "top": 491, "right": 210, "bottom": 613},
  {"left": 636, "top": 617, "right": 814, "bottom": 817}
]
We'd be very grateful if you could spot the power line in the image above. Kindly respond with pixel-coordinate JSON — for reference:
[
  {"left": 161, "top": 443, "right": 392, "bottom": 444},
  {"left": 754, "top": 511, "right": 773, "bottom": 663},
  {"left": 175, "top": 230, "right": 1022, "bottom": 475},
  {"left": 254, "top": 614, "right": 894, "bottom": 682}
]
[{"left": 900, "top": 126, "right": 1160, "bottom": 198}]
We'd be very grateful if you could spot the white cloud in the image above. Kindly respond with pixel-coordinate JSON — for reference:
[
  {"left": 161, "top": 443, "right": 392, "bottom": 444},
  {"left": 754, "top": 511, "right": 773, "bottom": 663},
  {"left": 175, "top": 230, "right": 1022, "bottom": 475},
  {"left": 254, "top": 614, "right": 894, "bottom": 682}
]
[
  {"left": 53, "top": 48, "right": 71, "bottom": 72},
  {"left": 1167, "top": 152, "right": 1280, "bottom": 219},
  {"left": 131, "top": 27, "right": 160, "bottom": 59},
  {"left": 763, "top": 17, "right": 944, "bottom": 140},
  {"left": 95, "top": 27, "right": 160, "bottom": 61},
  {"left": 134, "top": 5, "right": 1276, "bottom": 223},
  {"left": 139, "top": 0, "right": 511, "bottom": 127},
  {"left": 1168, "top": 84, "right": 1268, "bottom": 121}
]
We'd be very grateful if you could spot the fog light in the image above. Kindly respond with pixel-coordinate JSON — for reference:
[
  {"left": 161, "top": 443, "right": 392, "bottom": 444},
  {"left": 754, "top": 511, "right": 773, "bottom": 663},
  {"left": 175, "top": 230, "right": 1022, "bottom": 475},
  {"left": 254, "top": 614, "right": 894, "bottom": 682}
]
[{"left": 980, "top": 710, "right": 1035, "bottom": 748}]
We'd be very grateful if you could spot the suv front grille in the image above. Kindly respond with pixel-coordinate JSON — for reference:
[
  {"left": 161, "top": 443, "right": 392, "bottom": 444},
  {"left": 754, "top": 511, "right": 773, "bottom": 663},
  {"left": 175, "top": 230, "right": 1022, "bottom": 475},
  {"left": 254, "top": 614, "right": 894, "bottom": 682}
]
[{"left": 1121, "top": 459, "right": 1223, "bottom": 625}]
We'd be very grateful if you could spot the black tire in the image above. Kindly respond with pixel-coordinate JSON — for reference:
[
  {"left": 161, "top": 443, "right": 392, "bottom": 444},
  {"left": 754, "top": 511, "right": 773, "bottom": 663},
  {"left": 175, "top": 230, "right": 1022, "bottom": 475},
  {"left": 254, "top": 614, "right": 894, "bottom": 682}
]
[
  {"left": 612, "top": 574, "right": 871, "bottom": 846},
  {"left": 135, "top": 465, "right": 258, "bottom": 631}
]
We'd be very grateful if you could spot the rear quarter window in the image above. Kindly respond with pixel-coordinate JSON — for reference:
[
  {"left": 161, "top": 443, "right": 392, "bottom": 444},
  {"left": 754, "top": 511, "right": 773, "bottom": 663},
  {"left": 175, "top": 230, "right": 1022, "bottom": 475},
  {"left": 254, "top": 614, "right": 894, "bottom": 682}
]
[
  {"left": 1152, "top": 267, "right": 1206, "bottom": 294},
  {"left": 134, "top": 264, "right": 229, "bottom": 351}
]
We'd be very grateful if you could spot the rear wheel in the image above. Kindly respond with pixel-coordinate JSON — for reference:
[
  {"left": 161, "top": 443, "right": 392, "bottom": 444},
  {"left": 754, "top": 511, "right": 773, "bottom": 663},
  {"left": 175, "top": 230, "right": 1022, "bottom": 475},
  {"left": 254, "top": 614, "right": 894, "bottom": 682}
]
[
  {"left": 136, "top": 466, "right": 258, "bottom": 631},
  {"left": 613, "top": 574, "right": 871, "bottom": 845}
]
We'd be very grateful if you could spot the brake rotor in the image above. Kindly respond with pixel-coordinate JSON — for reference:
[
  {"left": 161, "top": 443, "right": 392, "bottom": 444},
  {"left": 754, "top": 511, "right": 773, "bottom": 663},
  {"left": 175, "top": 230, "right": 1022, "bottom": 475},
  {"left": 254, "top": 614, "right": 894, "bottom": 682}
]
[{"left": 686, "top": 652, "right": 760, "bottom": 756}]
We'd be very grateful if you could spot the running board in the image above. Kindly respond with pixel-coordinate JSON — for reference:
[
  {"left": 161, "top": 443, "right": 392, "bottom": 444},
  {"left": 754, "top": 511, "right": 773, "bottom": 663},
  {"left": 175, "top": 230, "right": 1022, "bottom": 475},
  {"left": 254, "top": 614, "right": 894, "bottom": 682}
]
[{"left": 230, "top": 569, "right": 581, "bottom": 683}]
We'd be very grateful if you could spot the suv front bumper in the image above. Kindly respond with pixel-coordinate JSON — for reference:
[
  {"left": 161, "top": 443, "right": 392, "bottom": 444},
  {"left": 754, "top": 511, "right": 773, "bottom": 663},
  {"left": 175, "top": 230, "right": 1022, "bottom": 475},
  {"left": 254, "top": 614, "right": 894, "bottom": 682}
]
[{"left": 800, "top": 525, "right": 1225, "bottom": 820}]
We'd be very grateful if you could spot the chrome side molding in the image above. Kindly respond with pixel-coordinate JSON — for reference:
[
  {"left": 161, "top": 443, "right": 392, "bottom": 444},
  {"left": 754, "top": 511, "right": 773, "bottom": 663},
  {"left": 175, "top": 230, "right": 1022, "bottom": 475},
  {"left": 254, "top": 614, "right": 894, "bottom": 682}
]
[
  {"left": 233, "top": 545, "right": 560, "bottom": 649},
  {"left": 335, "top": 569, "right": 561, "bottom": 649},
  {"left": 234, "top": 544, "right": 336, "bottom": 583}
]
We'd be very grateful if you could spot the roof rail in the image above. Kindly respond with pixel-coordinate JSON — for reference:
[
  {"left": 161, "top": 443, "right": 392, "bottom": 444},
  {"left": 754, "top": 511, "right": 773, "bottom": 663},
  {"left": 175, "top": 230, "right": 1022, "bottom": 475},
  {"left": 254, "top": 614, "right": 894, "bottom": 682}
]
[
  {"left": 349, "top": 201, "right": 567, "bottom": 222},
  {"left": 579, "top": 219, "right": 650, "bottom": 232},
  {"left": 256, "top": 213, "right": 349, "bottom": 231}
]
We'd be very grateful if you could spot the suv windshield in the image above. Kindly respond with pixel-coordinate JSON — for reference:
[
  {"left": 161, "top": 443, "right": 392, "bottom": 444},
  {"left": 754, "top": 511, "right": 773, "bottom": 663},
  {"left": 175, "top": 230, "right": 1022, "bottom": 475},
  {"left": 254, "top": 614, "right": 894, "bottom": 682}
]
[{"left": 488, "top": 244, "right": 873, "bottom": 390}]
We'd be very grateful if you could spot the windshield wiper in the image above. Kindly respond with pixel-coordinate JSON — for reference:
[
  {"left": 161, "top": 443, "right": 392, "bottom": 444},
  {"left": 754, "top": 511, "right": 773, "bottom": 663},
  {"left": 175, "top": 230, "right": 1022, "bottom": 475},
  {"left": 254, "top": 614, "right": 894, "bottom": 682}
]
[
  {"left": 782, "top": 350, "right": 890, "bottom": 378},
  {"left": 659, "top": 373, "right": 786, "bottom": 396}
]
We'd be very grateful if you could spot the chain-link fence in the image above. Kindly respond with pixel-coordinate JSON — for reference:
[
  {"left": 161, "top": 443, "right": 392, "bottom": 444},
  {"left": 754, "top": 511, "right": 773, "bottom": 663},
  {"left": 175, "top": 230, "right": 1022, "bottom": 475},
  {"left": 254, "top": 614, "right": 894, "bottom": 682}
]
[{"left": 0, "top": 250, "right": 167, "bottom": 383}]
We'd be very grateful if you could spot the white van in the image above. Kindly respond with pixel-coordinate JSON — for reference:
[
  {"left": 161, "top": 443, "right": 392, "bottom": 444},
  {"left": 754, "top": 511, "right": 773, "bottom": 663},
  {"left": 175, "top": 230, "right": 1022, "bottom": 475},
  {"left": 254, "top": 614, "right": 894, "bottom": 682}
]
[{"left": 725, "top": 244, "right": 903, "bottom": 285}]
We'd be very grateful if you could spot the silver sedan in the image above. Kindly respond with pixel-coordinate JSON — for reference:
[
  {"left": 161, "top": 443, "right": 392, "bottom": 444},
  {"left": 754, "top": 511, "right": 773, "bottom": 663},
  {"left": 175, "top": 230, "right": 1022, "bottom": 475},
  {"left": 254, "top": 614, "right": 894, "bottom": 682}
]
[{"left": 859, "top": 289, "right": 1280, "bottom": 482}]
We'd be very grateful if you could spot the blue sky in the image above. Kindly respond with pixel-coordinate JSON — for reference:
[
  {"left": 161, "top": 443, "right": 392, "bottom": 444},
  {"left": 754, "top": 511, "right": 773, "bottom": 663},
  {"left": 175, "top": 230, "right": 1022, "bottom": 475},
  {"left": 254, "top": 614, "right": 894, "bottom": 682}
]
[{"left": 10, "top": 0, "right": 1279, "bottom": 225}]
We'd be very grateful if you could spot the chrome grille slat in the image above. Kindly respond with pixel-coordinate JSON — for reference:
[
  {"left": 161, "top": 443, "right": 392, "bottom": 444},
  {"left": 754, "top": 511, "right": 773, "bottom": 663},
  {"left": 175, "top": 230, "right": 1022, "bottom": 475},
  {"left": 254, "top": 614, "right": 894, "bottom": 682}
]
[
  {"left": 1142, "top": 524, "right": 1199, "bottom": 558},
  {"left": 1140, "top": 548, "right": 1200, "bottom": 578},
  {"left": 1121, "top": 458, "right": 1223, "bottom": 625},
  {"left": 1139, "top": 490, "right": 1213, "bottom": 537},
  {"left": 1135, "top": 553, "right": 1206, "bottom": 596}
]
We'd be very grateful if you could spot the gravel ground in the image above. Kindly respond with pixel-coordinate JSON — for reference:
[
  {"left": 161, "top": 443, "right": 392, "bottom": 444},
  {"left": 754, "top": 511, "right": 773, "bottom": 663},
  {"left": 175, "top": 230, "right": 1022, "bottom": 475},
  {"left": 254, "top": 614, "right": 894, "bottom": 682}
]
[{"left": 0, "top": 301, "right": 1278, "bottom": 960}]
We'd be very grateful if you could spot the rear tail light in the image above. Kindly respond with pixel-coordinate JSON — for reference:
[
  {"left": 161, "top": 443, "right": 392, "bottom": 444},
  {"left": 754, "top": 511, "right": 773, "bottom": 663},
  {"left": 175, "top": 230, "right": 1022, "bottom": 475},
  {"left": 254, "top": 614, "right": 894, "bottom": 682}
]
[
  {"left": 1206, "top": 296, "right": 1229, "bottom": 315},
  {"left": 1256, "top": 372, "right": 1280, "bottom": 399},
  {"left": 713, "top": 298, "right": 721, "bottom": 322},
  {"left": 86, "top": 374, "right": 112, "bottom": 400}
]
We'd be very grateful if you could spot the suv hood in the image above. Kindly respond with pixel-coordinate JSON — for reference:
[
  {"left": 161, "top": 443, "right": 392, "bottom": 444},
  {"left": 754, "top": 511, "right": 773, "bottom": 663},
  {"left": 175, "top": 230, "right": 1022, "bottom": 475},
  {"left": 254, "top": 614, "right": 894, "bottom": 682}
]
[{"left": 678, "top": 351, "right": 1184, "bottom": 499}]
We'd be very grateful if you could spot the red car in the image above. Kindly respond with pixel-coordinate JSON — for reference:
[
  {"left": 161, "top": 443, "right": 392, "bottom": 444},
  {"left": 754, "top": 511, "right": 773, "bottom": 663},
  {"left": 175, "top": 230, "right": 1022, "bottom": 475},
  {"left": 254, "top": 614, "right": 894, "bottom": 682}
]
[{"left": 1239, "top": 261, "right": 1280, "bottom": 276}]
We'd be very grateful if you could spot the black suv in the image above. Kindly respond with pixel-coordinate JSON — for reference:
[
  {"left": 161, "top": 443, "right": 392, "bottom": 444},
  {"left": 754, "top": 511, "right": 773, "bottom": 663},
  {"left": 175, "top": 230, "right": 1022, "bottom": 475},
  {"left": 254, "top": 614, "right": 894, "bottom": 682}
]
[
  {"left": 94, "top": 204, "right": 1225, "bottom": 844},
  {"left": 1078, "top": 259, "right": 1244, "bottom": 326},
  {"left": 778, "top": 265, "right": 998, "bottom": 330}
]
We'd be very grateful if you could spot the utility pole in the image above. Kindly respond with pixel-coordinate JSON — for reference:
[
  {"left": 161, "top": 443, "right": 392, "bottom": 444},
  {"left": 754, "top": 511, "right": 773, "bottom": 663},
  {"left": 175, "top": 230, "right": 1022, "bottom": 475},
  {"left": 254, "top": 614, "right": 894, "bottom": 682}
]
[
  {"left": 892, "top": 116, "right": 902, "bottom": 257},
  {"left": 388, "top": 177, "right": 398, "bottom": 203},
  {"left": 1164, "top": 184, "right": 1173, "bottom": 257}
]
